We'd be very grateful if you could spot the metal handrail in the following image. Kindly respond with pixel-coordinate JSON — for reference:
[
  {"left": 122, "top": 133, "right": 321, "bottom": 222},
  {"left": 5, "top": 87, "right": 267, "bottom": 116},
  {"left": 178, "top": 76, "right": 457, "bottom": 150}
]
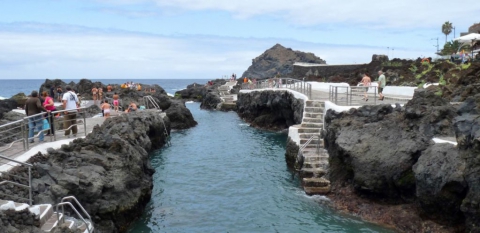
[
  {"left": 329, "top": 85, "right": 379, "bottom": 106},
  {"left": 0, "top": 154, "right": 33, "bottom": 205},
  {"left": 241, "top": 78, "right": 312, "bottom": 99},
  {"left": 56, "top": 202, "right": 93, "bottom": 233},
  {"left": 295, "top": 134, "right": 322, "bottom": 171},
  {"left": 61, "top": 196, "right": 92, "bottom": 221}
]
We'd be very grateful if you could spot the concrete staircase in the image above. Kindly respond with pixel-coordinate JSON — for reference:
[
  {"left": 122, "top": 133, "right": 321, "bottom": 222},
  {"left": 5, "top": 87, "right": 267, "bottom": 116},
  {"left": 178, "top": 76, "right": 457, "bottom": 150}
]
[
  {"left": 298, "top": 100, "right": 331, "bottom": 195},
  {"left": 0, "top": 199, "right": 94, "bottom": 232},
  {"left": 218, "top": 81, "right": 237, "bottom": 110}
]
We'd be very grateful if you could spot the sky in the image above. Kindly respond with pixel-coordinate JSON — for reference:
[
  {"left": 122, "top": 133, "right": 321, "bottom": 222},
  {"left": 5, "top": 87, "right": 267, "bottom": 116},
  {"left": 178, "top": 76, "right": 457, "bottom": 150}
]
[{"left": 0, "top": 0, "right": 478, "bottom": 79}]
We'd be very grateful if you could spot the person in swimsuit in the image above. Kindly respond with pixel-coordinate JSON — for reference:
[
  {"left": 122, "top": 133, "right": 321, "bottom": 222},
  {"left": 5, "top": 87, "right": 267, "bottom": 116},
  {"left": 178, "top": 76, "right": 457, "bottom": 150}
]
[
  {"left": 91, "top": 86, "right": 98, "bottom": 105},
  {"left": 361, "top": 73, "right": 372, "bottom": 101},
  {"left": 107, "top": 85, "right": 112, "bottom": 92},
  {"left": 125, "top": 102, "right": 138, "bottom": 113},
  {"left": 100, "top": 100, "right": 111, "bottom": 118},
  {"left": 113, "top": 92, "right": 120, "bottom": 112}
]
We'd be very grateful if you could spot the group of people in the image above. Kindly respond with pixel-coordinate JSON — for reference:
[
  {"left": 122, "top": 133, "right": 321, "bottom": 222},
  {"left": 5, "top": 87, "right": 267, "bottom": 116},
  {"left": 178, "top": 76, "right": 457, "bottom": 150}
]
[
  {"left": 121, "top": 82, "right": 142, "bottom": 91},
  {"left": 360, "top": 70, "right": 386, "bottom": 101},
  {"left": 25, "top": 86, "right": 80, "bottom": 143},
  {"left": 92, "top": 86, "right": 121, "bottom": 118},
  {"left": 230, "top": 73, "right": 237, "bottom": 81}
]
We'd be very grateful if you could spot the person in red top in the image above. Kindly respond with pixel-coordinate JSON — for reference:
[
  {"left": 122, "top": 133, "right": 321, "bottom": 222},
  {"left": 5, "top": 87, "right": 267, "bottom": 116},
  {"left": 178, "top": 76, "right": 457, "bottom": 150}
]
[{"left": 42, "top": 91, "right": 56, "bottom": 135}]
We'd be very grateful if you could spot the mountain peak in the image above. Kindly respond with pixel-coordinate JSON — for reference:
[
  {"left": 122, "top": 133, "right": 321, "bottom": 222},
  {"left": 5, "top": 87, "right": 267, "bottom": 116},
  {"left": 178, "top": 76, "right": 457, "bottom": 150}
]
[{"left": 241, "top": 44, "right": 326, "bottom": 79}]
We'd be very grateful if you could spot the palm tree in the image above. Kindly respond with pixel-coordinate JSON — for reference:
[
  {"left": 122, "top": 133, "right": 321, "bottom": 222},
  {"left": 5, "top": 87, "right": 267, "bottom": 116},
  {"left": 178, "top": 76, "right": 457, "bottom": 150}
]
[{"left": 442, "top": 21, "right": 453, "bottom": 44}]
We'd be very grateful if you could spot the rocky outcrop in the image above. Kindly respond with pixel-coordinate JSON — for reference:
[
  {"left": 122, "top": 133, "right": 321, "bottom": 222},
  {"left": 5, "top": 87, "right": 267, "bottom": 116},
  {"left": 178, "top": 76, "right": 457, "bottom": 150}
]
[
  {"left": 174, "top": 79, "right": 227, "bottom": 111},
  {"left": 236, "top": 91, "right": 304, "bottom": 131},
  {"left": 1, "top": 111, "right": 171, "bottom": 233},
  {"left": 323, "top": 87, "right": 480, "bottom": 230},
  {"left": 242, "top": 44, "right": 326, "bottom": 79},
  {"left": 164, "top": 101, "right": 197, "bottom": 129},
  {"left": 38, "top": 79, "right": 167, "bottom": 101},
  {"left": 0, "top": 99, "right": 18, "bottom": 120},
  {"left": 454, "top": 93, "right": 480, "bottom": 232}
]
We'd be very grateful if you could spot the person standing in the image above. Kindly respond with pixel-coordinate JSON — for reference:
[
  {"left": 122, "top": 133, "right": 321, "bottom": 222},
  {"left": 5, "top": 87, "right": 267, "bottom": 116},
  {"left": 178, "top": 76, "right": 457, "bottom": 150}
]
[
  {"left": 49, "top": 86, "right": 55, "bottom": 102},
  {"left": 98, "top": 86, "right": 103, "bottom": 100},
  {"left": 113, "top": 92, "right": 120, "bottom": 112},
  {"left": 91, "top": 86, "right": 98, "bottom": 105},
  {"left": 377, "top": 71, "right": 386, "bottom": 101},
  {"left": 360, "top": 73, "right": 371, "bottom": 101},
  {"left": 62, "top": 86, "right": 80, "bottom": 138},
  {"left": 56, "top": 86, "right": 63, "bottom": 102},
  {"left": 42, "top": 91, "right": 56, "bottom": 135},
  {"left": 25, "top": 91, "right": 47, "bottom": 143}
]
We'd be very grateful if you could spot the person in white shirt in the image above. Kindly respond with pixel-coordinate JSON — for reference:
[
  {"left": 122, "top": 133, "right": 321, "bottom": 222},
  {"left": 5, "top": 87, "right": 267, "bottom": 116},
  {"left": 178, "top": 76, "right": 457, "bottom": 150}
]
[{"left": 62, "top": 86, "right": 80, "bottom": 137}]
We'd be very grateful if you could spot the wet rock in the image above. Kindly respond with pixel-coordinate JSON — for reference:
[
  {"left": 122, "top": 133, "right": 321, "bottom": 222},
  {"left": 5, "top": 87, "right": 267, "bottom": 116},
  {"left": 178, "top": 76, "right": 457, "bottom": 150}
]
[
  {"left": 164, "top": 100, "right": 197, "bottom": 129},
  {"left": 236, "top": 91, "right": 303, "bottom": 131},
  {"left": 413, "top": 143, "right": 467, "bottom": 224}
]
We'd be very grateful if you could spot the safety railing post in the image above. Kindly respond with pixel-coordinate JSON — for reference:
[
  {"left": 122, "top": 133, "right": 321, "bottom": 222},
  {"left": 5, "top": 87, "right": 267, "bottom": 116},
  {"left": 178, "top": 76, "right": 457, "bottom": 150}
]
[
  {"left": 374, "top": 87, "right": 377, "bottom": 105},
  {"left": 21, "top": 120, "right": 26, "bottom": 151},
  {"left": 334, "top": 87, "right": 338, "bottom": 104},
  {"left": 53, "top": 112, "right": 57, "bottom": 141},
  {"left": 24, "top": 118, "right": 29, "bottom": 150},
  {"left": 28, "top": 166, "right": 32, "bottom": 206}
]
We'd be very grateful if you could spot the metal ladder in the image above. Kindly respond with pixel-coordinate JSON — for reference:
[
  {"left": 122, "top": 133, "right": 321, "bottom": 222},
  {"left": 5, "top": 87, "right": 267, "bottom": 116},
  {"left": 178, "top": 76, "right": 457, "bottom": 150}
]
[
  {"left": 143, "top": 96, "right": 171, "bottom": 146},
  {"left": 55, "top": 196, "right": 94, "bottom": 233}
]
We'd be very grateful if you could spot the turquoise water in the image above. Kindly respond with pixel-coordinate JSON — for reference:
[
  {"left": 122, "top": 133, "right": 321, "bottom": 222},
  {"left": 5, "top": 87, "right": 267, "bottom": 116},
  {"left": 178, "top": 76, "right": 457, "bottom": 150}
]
[{"left": 128, "top": 103, "right": 393, "bottom": 233}]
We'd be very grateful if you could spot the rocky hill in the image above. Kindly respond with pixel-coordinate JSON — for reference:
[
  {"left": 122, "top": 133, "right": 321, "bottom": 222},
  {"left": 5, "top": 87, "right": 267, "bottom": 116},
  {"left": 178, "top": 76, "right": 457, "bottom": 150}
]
[{"left": 241, "top": 44, "right": 326, "bottom": 79}]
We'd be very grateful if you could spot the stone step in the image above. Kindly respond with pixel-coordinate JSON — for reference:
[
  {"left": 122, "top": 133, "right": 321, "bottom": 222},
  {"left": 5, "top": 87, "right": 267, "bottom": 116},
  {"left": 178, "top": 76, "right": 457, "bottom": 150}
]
[
  {"left": 300, "top": 123, "right": 323, "bottom": 128},
  {"left": 303, "top": 161, "right": 325, "bottom": 169},
  {"left": 299, "top": 133, "right": 321, "bottom": 139},
  {"left": 303, "top": 156, "right": 329, "bottom": 163},
  {"left": 40, "top": 212, "right": 64, "bottom": 232},
  {"left": 300, "top": 138, "right": 323, "bottom": 145},
  {"left": 304, "top": 113, "right": 323, "bottom": 118},
  {"left": 306, "top": 100, "right": 325, "bottom": 108},
  {"left": 304, "top": 107, "right": 324, "bottom": 113},
  {"left": 300, "top": 168, "right": 326, "bottom": 177},
  {"left": 218, "top": 86, "right": 230, "bottom": 91},
  {"left": 304, "top": 186, "right": 331, "bottom": 195},
  {"left": 302, "top": 117, "right": 323, "bottom": 123},
  {"left": 298, "top": 128, "right": 321, "bottom": 133},
  {"left": 303, "top": 177, "right": 330, "bottom": 187}
]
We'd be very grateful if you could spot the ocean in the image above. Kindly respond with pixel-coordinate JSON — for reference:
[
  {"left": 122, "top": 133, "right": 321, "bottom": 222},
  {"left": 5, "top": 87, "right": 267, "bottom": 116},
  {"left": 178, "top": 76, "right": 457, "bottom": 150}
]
[{"left": 0, "top": 79, "right": 209, "bottom": 99}]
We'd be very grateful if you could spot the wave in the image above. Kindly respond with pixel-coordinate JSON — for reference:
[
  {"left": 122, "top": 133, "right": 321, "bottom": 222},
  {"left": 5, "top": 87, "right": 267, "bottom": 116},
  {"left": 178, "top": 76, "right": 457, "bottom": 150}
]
[
  {"left": 0, "top": 96, "right": 6, "bottom": 100},
  {"left": 238, "top": 123, "right": 250, "bottom": 126},
  {"left": 167, "top": 93, "right": 174, "bottom": 97},
  {"left": 185, "top": 101, "right": 194, "bottom": 104}
]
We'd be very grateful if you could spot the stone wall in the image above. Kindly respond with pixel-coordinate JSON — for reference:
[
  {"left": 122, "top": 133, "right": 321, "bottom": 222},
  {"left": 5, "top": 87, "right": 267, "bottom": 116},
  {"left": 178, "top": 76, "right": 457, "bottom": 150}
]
[{"left": 291, "top": 64, "right": 365, "bottom": 80}]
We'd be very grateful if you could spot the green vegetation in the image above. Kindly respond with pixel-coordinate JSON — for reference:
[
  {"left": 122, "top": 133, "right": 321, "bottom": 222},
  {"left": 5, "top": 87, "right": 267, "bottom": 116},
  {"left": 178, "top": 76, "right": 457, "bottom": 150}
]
[
  {"left": 435, "top": 90, "right": 443, "bottom": 96},
  {"left": 461, "top": 63, "right": 471, "bottom": 70},
  {"left": 439, "top": 74, "right": 446, "bottom": 86},
  {"left": 409, "top": 64, "right": 418, "bottom": 74},
  {"left": 174, "top": 93, "right": 181, "bottom": 98}
]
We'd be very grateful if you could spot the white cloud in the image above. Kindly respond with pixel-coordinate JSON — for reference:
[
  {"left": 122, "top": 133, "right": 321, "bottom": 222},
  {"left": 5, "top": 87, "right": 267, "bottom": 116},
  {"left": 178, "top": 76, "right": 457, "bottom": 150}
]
[
  {"left": 0, "top": 23, "right": 430, "bottom": 80},
  {"left": 96, "top": 0, "right": 480, "bottom": 29}
]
